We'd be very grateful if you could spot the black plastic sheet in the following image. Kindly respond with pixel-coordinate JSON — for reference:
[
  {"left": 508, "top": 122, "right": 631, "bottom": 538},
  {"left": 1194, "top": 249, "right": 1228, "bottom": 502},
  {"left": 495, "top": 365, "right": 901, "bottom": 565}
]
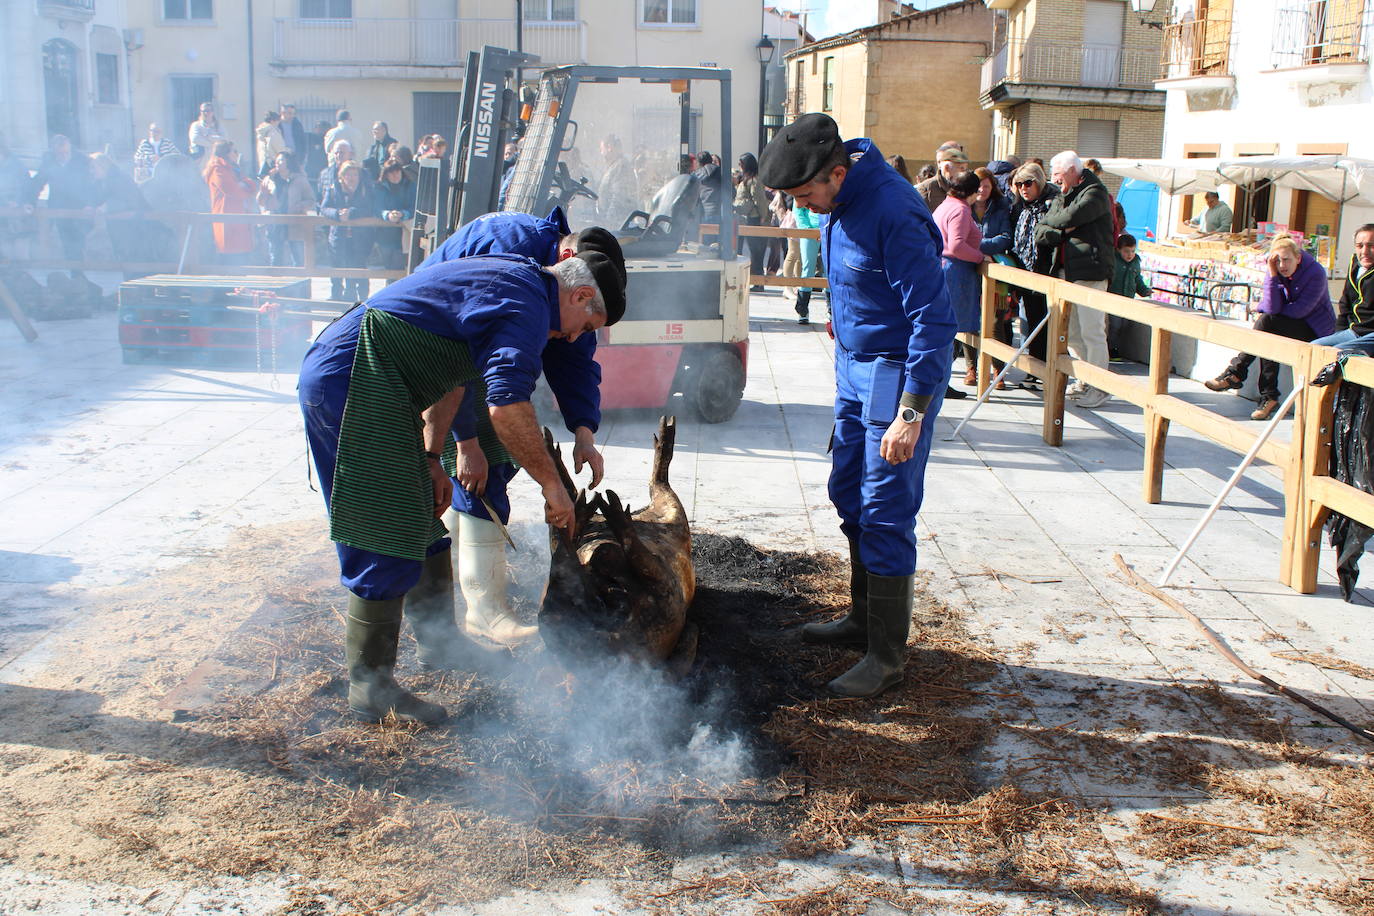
[{"left": 1324, "top": 360, "right": 1374, "bottom": 601}]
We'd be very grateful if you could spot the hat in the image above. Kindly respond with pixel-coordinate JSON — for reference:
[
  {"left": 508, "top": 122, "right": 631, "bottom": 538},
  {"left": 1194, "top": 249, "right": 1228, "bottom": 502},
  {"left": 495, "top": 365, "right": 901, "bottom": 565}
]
[
  {"left": 936, "top": 147, "right": 970, "bottom": 165},
  {"left": 758, "top": 112, "right": 846, "bottom": 189},
  {"left": 575, "top": 227, "right": 627, "bottom": 287},
  {"left": 577, "top": 251, "right": 626, "bottom": 326}
]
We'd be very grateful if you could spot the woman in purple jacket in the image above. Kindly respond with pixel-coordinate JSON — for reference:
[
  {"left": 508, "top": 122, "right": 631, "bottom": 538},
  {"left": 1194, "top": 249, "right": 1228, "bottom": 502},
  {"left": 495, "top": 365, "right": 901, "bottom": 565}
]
[{"left": 1206, "top": 234, "right": 1334, "bottom": 420}]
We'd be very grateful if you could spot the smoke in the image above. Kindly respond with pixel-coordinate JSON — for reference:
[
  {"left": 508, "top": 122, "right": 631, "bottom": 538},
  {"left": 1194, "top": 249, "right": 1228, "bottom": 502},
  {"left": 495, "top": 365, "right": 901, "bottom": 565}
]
[{"left": 450, "top": 510, "right": 759, "bottom": 828}]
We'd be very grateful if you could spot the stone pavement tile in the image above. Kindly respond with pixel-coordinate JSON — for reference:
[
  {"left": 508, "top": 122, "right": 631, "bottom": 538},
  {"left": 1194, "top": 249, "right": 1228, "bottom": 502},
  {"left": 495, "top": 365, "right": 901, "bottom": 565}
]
[
  {"left": 694, "top": 456, "right": 802, "bottom": 510},
  {"left": 1100, "top": 814, "right": 1352, "bottom": 916},
  {"left": 1012, "top": 492, "right": 1174, "bottom": 549},
  {"left": 1218, "top": 578, "right": 1369, "bottom": 652},
  {"left": 0, "top": 484, "right": 129, "bottom": 552},
  {"left": 1061, "top": 546, "right": 1222, "bottom": 616}
]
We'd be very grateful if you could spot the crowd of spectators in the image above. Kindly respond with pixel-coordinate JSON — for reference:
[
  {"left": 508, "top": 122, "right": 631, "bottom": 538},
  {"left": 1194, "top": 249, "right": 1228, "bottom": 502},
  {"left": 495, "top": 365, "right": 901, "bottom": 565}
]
[{"left": 6, "top": 105, "right": 424, "bottom": 293}]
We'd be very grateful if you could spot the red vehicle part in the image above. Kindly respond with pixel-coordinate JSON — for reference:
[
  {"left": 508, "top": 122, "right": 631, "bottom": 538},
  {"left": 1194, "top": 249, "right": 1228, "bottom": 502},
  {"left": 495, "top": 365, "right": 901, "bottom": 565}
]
[{"left": 594, "top": 340, "right": 748, "bottom": 422}]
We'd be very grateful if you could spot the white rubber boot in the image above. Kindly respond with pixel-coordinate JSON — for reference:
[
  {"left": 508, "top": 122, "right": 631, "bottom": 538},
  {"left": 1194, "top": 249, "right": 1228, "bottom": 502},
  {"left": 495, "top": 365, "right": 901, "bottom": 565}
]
[{"left": 457, "top": 511, "right": 538, "bottom": 646}]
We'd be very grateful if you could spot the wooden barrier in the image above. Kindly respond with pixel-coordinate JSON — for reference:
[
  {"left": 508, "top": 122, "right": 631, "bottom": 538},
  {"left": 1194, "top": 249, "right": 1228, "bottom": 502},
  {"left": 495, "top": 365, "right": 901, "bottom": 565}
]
[
  {"left": 970, "top": 260, "right": 1369, "bottom": 594},
  {"left": 0, "top": 207, "right": 408, "bottom": 282}
]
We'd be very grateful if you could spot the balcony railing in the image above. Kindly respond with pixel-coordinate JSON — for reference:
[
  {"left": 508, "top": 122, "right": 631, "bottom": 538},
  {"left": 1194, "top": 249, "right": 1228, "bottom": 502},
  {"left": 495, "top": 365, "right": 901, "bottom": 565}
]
[
  {"left": 1272, "top": 0, "right": 1372, "bottom": 68},
  {"left": 1160, "top": 14, "right": 1234, "bottom": 79},
  {"left": 38, "top": 0, "right": 95, "bottom": 18},
  {"left": 271, "top": 17, "right": 586, "bottom": 69},
  {"left": 980, "top": 38, "right": 1158, "bottom": 96}
]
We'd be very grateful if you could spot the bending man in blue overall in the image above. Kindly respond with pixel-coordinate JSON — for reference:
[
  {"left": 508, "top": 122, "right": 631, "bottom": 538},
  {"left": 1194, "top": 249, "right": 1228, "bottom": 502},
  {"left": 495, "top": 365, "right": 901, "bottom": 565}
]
[
  {"left": 760, "top": 113, "right": 956, "bottom": 698},
  {"left": 298, "top": 252, "right": 625, "bottom": 723},
  {"left": 417, "top": 208, "right": 626, "bottom": 645}
]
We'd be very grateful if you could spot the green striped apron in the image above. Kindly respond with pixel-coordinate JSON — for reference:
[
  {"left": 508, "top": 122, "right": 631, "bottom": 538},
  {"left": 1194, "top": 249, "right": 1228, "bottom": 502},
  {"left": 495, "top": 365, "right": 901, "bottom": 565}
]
[{"left": 329, "top": 308, "right": 480, "bottom": 561}]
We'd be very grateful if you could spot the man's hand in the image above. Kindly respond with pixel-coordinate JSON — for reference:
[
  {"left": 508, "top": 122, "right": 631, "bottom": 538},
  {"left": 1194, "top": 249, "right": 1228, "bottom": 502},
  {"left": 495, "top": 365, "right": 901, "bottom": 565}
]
[
  {"left": 427, "top": 456, "right": 452, "bottom": 518},
  {"left": 456, "top": 437, "right": 488, "bottom": 496},
  {"left": 879, "top": 415, "right": 922, "bottom": 466},
  {"left": 542, "top": 481, "right": 575, "bottom": 537},
  {"left": 571, "top": 426, "right": 604, "bottom": 489}
]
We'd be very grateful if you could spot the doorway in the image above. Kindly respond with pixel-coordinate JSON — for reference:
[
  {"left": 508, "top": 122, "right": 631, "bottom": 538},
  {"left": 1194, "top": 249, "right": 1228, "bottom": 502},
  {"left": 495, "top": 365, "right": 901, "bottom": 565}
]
[
  {"left": 1082, "top": 0, "right": 1125, "bottom": 87},
  {"left": 170, "top": 75, "right": 216, "bottom": 153},
  {"left": 413, "top": 91, "right": 463, "bottom": 149},
  {"left": 43, "top": 39, "right": 81, "bottom": 145}
]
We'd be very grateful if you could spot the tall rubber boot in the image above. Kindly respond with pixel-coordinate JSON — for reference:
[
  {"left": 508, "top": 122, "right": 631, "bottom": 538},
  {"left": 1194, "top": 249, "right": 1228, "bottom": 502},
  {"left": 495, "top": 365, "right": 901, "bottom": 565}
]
[
  {"left": 827, "top": 573, "right": 914, "bottom": 698},
  {"left": 458, "top": 513, "right": 538, "bottom": 647},
  {"left": 405, "top": 548, "right": 508, "bottom": 671},
  {"left": 802, "top": 542, "right": 868, "bottom": 648},
  {"left": 346, "top": 594, "right": 448, "bottom": 725}
]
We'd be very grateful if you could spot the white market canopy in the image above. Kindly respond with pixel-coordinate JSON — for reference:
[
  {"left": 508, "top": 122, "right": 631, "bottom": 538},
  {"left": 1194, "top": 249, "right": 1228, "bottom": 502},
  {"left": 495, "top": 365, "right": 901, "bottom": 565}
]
[
  {"left": 1097, "top": 156, "right": 1374, "bottom": 207},
  {"left": 1095, "top": 157, "right": 1221, "bottom": 195}
]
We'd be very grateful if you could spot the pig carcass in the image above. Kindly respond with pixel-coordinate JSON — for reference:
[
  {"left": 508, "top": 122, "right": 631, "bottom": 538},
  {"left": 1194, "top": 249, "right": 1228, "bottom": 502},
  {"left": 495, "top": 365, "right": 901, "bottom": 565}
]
[{"left": 539, "top": 416, "right": 696, "bottom": 667}]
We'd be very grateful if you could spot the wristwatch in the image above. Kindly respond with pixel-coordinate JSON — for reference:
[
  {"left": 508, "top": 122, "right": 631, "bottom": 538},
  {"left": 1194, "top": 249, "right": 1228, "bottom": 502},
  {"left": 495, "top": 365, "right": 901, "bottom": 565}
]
[{"left": 899, "top": 406, "right": 923, "bottom": 424}]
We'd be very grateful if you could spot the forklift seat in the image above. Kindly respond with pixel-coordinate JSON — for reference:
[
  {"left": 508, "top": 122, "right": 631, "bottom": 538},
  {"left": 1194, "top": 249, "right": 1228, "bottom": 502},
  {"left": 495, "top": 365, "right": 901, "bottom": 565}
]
[{"left": 617, "top": 173, "right": 702, "bottom": 259}]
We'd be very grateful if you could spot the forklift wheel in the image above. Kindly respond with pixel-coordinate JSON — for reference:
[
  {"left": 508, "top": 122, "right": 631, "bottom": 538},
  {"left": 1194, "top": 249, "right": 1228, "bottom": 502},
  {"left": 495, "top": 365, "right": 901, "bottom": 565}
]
[{"left": 689, "top": 348, "right": 744, "bottom": 424}]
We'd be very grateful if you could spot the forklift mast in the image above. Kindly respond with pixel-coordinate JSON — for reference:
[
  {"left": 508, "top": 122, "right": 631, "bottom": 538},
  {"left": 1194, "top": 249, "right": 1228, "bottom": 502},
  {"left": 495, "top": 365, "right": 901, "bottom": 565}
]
[{"left": 411, "top": 45, "right": 537, "bottom": 268}]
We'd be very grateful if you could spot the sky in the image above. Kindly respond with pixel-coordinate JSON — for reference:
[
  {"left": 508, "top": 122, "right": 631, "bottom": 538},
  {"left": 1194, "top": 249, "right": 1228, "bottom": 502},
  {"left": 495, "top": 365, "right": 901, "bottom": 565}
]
[{"left": 771, "top": 0, "right": 948, "bottom": 40}]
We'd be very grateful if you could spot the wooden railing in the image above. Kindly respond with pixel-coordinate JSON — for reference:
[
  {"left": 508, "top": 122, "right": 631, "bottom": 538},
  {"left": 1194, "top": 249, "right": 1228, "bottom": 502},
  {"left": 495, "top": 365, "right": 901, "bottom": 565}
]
[
  {"left": 721, "top": 223, "right": 1370, "bottom": 595},
  {"left": 0, "top": 207, "right": 409, "bottom": 282},
  {"left": 971, "top": 260, "right": 1368, "bottom": 595}
]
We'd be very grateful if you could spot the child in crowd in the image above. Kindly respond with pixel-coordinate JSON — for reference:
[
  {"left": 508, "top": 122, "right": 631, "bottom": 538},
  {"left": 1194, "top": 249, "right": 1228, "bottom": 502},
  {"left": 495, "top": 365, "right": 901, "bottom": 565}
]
[{"left": 1107, "top": 233, "right": 1151, "bottom": 359}]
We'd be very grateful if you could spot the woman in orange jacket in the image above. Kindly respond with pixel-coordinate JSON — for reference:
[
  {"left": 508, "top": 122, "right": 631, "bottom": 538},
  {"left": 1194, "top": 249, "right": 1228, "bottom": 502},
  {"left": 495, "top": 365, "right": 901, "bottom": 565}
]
[{"left": 203, "top": 140, "right": 258, "bottom": 262}]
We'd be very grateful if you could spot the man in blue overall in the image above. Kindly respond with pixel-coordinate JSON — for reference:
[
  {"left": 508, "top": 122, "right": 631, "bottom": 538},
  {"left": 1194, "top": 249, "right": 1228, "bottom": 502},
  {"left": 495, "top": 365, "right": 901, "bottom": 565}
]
[
  {"left": 417, "top": 208, "right": 626, "bottom": 645},
  {"left": 298, "top": 251, "right": 625, "bottom": 723},
  {"left": 760, "top": 113, "right": 956, "bottom": 698}
]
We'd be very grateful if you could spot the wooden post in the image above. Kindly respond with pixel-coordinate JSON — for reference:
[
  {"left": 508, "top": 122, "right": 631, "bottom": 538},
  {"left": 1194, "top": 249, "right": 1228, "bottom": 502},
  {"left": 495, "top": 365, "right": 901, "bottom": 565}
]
[
  {"left": 1279, "top": 355, "right": 1315, "bottom": 589},
  {"left": 1142, "top": 326, "right": 1173, "bottom": 504},
  {"left": 976, "top": 270, "right": 997, "bottom": 396},
  {"left": 1041, "top": 286, "right": 1070, "bottom": 447},
  {"left": 1287, "top": 347, "right": 1338, "bottom": 592},
  {"left": 0, "top": 277, "right": 39, "bottom": 342}
]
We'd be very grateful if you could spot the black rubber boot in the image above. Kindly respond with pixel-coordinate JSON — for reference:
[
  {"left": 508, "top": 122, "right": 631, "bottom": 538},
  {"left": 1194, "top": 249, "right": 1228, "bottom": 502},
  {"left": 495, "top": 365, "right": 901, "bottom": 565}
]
[
  {"left": 827, "top": 573, "right": 914, "bottom": 698},
  {"left": 405, "top": 549, "right": 507, "bottom": 672},
  {"left": 345, "top": 594, "right": 448, "bottom": 725},
  {"left": 802, "top": 543, "right": 868, "bottom": 648}
]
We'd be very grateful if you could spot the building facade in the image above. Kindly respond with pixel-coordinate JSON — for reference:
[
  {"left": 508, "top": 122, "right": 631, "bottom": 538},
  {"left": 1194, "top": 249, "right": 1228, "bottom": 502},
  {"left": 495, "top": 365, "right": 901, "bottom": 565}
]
[
  {"left": 1155, "top": 0, "right": 1374, "bottom": 273},
  {"left": 784, "top": 0, "right": 997, "bottom": 168},
  {"left": 2, "top": 0, "right": 136, "bottom": 163},
  {"left": 123, "top": 0, "right": 787, "bottom": 175},
  {"left": 979, "top": 0, "right": 1165, "bottom": 176}
]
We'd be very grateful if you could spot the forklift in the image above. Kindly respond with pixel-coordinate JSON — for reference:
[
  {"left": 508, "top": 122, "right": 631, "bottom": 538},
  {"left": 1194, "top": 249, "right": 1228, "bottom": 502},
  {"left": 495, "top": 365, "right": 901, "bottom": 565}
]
[{"left": 413, "top": 47, "right": 750, "bottom": 423}]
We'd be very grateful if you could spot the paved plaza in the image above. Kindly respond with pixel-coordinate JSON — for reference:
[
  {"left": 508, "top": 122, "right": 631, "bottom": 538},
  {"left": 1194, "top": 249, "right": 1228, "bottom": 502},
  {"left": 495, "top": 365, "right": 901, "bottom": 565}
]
[{"left": 0, "top": 282, "right": 1369, "bottom": 914}]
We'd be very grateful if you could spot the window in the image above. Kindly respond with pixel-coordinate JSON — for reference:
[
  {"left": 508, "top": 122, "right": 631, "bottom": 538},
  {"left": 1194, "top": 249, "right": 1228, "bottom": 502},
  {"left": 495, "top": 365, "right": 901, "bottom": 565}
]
[
  {"left": 527, "top": 0, "right": 576, "bottom": 21},
  {"left": 1076, "top": 118, "right": 1119, "bottom": 158},
  {"left": 163, "top": 0, "right": 213, "bottom": 20},
  {"left": 95, "top": 53, "right": 119, "bottom": 105},
  {"left": 641, "top": 0, "right": 697, "bottom": 26},
  {"left": 300, "top": 0, "right": 351, "bottom": 19},
  {"left": 822, "top": 56, "right": 835, "bottom": 111}
]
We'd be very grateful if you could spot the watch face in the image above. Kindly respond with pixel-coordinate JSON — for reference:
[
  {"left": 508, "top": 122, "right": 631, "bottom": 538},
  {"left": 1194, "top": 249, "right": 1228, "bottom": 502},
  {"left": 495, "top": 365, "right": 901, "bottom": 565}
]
[{"left": 900, "top": 407, "right": 918, "bottom": 422}]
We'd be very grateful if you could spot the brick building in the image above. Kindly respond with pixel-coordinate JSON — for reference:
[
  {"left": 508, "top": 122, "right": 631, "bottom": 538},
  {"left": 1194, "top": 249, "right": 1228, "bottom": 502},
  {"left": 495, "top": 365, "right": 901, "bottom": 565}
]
[
  {"left": 783, "top": 1, "right": 997, "bottom": 169},
  {"left": 979, "top": 0, "right": 1166, "bottom": 185}
]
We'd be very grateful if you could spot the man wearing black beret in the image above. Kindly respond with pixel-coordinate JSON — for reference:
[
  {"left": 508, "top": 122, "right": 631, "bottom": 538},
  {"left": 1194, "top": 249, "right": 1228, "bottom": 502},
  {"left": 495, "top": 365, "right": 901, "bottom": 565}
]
[
  {"left": 761, "top": 113, "right": 956, "bottom": 698},
  {"left": 298, "top": 251, "right": 620, "bottom": 724},
  {"left": 413, "top": 207, "right": 627, "bottom": 647}
]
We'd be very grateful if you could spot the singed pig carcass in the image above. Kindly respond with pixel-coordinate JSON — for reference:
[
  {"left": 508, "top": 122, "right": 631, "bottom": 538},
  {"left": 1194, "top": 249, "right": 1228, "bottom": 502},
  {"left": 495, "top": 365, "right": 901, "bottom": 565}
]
[{"left": 539, "top": 416, "right": 696, "bottom": 668}]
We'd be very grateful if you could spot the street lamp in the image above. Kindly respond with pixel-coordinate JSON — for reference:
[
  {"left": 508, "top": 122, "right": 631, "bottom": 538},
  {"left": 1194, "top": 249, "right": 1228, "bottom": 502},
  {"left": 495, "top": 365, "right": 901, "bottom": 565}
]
[
  {"left": 1129, "top": 0, "right": 1164, "bottom": 29},
  {"left": 755, "top": 35, "right": 775, "bottom": 155}
]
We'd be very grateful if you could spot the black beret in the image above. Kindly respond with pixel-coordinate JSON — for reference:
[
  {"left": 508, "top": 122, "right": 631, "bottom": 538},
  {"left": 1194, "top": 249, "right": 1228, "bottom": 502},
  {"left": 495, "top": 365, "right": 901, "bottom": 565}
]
[
  {"left": 575, "top": 227, "right": 627, "bottom": 287},
  {"left": 577, "top": 250, "right": 626, "bottom": 326},
  {"left": 759, "top": 112, "right": 846, "bottom": 189}
]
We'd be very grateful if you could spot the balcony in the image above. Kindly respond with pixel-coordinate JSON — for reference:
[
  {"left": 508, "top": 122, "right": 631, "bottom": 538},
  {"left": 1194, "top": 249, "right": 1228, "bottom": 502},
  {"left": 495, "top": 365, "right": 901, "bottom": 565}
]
[
  {"left": 1271, "top": 0, "right": 1372, "bottom": 69},
  {"left": 38, "top": 0, "right": 95, "bottom": 21},
  {"left": 1159, "top": 15, "right": 1234, "bottom": 80},
  {"left": 980, "top": 38, "right": 1162, "bottom": 108},
  {"left": 270, "top": 17, "right": 586, "bottom": 78}
]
